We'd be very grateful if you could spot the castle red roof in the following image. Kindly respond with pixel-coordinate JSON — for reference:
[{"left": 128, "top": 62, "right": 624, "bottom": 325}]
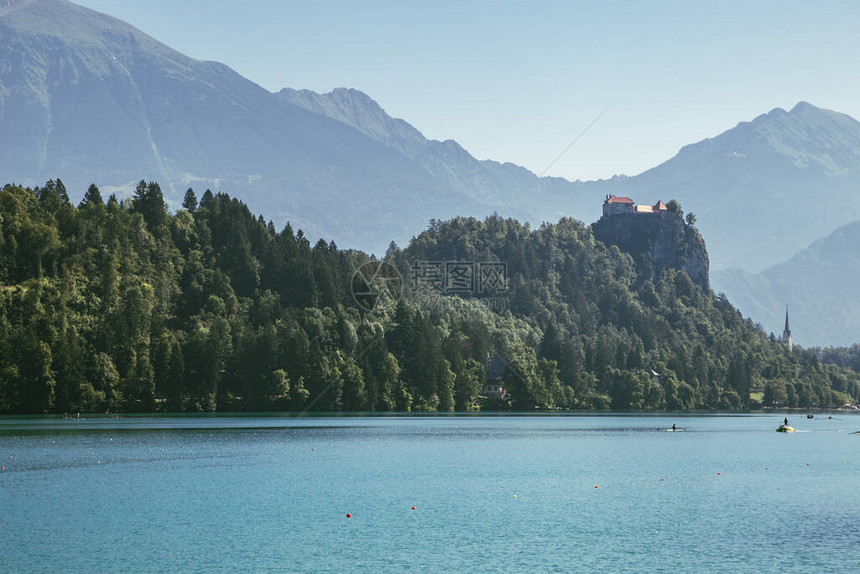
[{"left": 606, "top": 196, "right": 634, "bottom": 204}]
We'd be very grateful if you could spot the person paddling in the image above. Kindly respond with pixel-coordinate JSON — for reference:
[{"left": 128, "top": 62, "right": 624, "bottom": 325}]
[{"left": 672, "top": 423, "right": 677, "bottom": 431}]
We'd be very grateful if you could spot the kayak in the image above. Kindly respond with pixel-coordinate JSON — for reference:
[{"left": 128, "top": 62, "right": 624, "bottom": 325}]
[
  {"left": 776, "top": 425, "right": 795, "bottom": 432},
  {"left": 666, "top": 428, "right": 684, "bottom": 432}
]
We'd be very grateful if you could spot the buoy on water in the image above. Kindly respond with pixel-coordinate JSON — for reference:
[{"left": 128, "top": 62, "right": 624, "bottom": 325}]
[
  {"left": 346, "top": 513, "right": 352, "bottom": 518},
  {"left": 411, "top": 506, "right": 416, "bottom": 510}
]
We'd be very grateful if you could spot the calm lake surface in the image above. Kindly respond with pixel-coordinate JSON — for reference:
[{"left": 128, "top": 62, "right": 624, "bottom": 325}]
[{"left": 2, "top": 413, "right": 858, "bottom": 572}]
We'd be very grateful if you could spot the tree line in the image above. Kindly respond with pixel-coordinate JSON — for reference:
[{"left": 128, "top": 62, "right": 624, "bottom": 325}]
[{"left": 0, "top": 179, "right": 857, "bottom": 413}]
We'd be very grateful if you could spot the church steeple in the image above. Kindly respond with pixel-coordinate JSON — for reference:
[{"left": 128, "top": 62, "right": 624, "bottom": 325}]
[{"left": 782, "top": 305, "right": 792, "bottom": 351}]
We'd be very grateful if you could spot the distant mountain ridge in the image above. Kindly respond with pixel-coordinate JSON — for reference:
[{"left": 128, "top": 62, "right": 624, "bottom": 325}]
[
  {"left": 712, "top": 219, "right": 860, "bottom": 347},
  {"left": 277, "top": 87, "right": 585, "bottom": 212},
  {"left": 573, "top": 102, "right": 860, "bottom": 273},
  {"left": 0, "top": 0, "right": 509, "bottom": 250},
  {"left": 276, "top": 90, "right": 860, "bottom": 274},
  {"left": 4, "top": 0, "right": 860, "bottom": 268},
  {"left": 0, "top": 0, "right": 594, "bottom": 253}
]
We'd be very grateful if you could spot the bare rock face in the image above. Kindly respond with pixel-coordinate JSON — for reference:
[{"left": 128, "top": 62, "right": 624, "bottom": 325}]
[
  {"left": 574, "top": 103, "right": 860, "bottom": 273},
  {"left": 592, "top": 211, "right": 710, "bottom": 290}
]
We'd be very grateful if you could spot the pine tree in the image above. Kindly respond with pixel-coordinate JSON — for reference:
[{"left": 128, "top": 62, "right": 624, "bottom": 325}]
[
  {"left": 182, "top": 188, "right": 198, "bottom": 212},
  {"left": 81, "top": 183, "right": 103, "bottom": 207}
]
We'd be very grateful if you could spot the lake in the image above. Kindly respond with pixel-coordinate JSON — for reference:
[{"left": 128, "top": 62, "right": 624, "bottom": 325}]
[{"left": 1, "top": 413, "right": 858, "bottom": 572}]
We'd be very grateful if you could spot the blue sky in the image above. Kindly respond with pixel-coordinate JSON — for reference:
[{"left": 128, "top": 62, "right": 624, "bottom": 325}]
[{"left": 74, "top": 0, "right": 860, "bottom": 181}]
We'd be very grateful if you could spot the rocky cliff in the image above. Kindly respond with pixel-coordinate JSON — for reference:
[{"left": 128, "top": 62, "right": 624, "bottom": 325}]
[
  {"left": 574, "top": 103, "right": 860, "bottom": 273},
  {"left": 592, "top": 211, "right": 710, "bottom": 290}
]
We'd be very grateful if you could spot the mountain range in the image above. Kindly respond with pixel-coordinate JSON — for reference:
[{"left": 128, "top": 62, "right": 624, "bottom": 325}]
[
  {"left": 0, "top": 0, "right": 586, "bottom": 251},
  {"left": 572, "top": 103, "right": 860, "bottom": 273},
  {"left": 712, "top": 220, "right": 860, "bottom": 347},
  {"left": 2, "top": 0, "right": 860, "bottom": 346}
]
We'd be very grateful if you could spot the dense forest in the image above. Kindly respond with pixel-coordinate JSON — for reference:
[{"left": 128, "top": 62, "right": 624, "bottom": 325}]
[
  {"left": 1, "top": 179, "right": 858, "bottom": 414},
  {"left": 820, "top": 345, "right": 860, "bottom": 375}
]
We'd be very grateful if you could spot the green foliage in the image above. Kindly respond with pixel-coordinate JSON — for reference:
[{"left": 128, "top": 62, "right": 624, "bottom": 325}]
[
  {"left": 0, "top": 182, "right": 858, "bottom": 413},
  {"left": 182, "top": 188, "right": 198, "bottom": 212},
  {"left": 398, "top": 214, "right": 860, "bottom": 411},
  {"left": 81, "top": 184, "right": 103, "bottom": 207},
  {"left": 666, "top": 199, "right": 681, "bottom": 214},
  {"left": 131, "top": 180, "right": 167, "bottom": 231}
]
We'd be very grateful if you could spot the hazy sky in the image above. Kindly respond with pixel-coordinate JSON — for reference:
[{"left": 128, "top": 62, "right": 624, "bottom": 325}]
[{"left": 74, "top": 0, "right": 860, "bottom": 181}]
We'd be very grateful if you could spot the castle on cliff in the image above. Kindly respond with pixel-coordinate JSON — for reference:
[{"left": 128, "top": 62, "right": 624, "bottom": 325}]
[
  {"left": 593, "top": 194, "right": 709, "bottom": 290},
  {"left": 602, "top": 195, "right": 670, "bottom": 217}
]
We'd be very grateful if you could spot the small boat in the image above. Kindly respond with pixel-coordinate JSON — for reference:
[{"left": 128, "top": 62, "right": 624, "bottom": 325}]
[
  {"left": 776, "top": 425, "right": 795, "bottom": 433},
  {"left": 807, "top": 414, "right": 814, "bottom": 419},
  {"left": 666, "top": 427, "right": 685, "bottom": 432}
]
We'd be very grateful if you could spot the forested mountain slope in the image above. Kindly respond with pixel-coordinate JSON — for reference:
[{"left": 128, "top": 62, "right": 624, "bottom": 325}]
[{"left": 1, "top": 180, "right": 856, "bottom": 413}]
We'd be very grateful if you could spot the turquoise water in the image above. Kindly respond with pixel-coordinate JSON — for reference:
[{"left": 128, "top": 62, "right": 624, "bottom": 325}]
[{"left": 1, "top": 413, "right": 858, "bottom": 572}]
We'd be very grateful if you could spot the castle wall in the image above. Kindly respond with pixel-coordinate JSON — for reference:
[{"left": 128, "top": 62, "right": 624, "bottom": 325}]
[{"left": 603, "top": 202, "right": 634, "bottom": 217}]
